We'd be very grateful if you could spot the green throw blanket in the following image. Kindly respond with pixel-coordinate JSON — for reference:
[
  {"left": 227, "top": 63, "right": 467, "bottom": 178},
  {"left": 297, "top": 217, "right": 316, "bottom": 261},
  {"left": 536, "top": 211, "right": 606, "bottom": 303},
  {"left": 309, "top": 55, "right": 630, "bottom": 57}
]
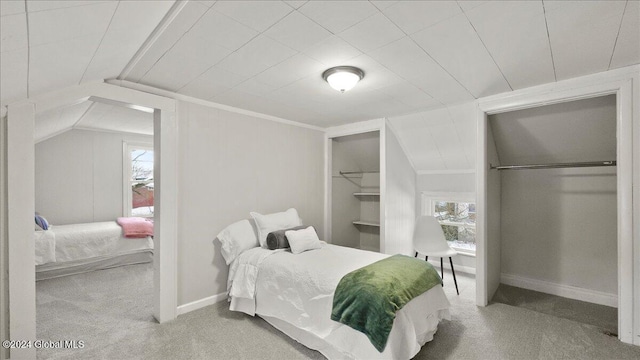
[{"left": 330, "top": 254, "right": 442, "bottom": 352}]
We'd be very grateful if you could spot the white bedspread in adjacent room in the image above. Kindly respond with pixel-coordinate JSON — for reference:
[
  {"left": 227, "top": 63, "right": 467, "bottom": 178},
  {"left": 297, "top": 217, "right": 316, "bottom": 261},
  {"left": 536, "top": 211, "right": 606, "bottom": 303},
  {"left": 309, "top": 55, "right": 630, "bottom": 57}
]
[
  {"left": 50, "top": 221, "right": 153, "bottom": 263},
  {"left": 228, "top": 243, "right": 451, "bottom": 360},
  {"left": 34, "top": 230, "right": 56, "bottom": 265}
]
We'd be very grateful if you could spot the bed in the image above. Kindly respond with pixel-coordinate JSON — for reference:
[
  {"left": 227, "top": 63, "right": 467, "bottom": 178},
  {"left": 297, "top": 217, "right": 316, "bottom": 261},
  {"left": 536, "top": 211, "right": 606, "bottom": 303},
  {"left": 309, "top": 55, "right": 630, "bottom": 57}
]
[
  {"left": 227, "top": 243, "right": 451, "bottom": 359},
  {"left": 35, "top": 221, "right": 154, "bottom": 280}
]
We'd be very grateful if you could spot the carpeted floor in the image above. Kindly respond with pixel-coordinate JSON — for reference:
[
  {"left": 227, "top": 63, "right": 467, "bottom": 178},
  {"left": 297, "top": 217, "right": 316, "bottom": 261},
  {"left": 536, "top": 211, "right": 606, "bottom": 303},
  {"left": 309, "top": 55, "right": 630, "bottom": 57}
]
[{"left": 36, "top": 263, "right": 640, "bottom": 360}]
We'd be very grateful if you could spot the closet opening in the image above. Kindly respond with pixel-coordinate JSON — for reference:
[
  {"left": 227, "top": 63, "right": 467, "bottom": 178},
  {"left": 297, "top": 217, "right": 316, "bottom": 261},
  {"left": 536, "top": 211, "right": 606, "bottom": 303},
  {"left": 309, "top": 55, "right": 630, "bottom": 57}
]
[
  {"left": 330, "top": 131, "right": 381, "bottom": 252},
  {"left": 484, "top": 95, "right": 618, "bottom": 335},
  {"left": 34, "top": 98, "right": 157, "bottom": 358}
]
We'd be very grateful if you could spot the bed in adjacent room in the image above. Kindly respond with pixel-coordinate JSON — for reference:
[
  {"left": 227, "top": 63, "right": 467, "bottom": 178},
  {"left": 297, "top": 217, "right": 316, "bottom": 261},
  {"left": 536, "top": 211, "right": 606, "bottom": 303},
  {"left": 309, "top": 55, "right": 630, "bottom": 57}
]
[
  {"left": 220, "top": 209, "right": 450, "bottom": 360},
  {"left": 35, "top": 220, "right": 154, "bottom": 280}
]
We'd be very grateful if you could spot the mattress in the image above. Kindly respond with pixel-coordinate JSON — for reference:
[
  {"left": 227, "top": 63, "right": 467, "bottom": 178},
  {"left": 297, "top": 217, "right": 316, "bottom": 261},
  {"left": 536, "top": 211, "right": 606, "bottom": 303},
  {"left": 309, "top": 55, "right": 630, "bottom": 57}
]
[
  {"left": 36, "top": 221, "right": 154, "bottom": 280},
  {"left": 227, "top": 244, "right": 450, "bottom": 359}
]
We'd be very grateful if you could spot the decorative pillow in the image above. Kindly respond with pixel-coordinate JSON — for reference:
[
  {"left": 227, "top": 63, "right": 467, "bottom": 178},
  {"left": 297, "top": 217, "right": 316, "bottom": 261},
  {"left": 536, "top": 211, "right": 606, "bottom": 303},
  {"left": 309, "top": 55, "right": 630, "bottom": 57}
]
[
  {"left": 35, "top": 214, "right": 49, "bottom": 230},
  {"left": 266, "top": 225, "right": 313, "bottom": 250},
  {"left": 216, "top": 219, "right": 259, "bottom": 265},
  {"left": 250, "top": 208, "right": 302, "bottom": 248},
  {"left": 286, "top": 226, "right": 322, "bottom": 254}
]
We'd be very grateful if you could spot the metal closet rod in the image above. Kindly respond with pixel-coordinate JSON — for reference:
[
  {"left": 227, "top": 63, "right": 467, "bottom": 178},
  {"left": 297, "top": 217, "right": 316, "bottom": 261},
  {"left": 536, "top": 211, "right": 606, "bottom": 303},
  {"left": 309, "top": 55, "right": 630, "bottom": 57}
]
[
  {"left": 490, "top": 160, "right": 616, "bottom": 170},
  {"left": 339, "top": 170, "right": 380, "bottom": 175}
]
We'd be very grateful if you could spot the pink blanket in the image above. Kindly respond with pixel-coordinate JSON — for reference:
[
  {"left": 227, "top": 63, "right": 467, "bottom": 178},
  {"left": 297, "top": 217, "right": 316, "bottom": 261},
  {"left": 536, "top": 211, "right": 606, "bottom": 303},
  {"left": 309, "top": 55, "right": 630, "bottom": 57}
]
[{"left": 117, "top": 217, "right": 154, "bottom": 238}]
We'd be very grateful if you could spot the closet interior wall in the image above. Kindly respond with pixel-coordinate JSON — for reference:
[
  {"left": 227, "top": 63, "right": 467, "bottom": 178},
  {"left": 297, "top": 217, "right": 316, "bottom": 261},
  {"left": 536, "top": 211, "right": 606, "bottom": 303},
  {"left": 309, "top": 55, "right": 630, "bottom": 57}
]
[
  {"left": 488, "top": 95, "right": 618, "bottom": 304},
  {"left": 331, "top": 132, "right": 380, "bottom": 251}
]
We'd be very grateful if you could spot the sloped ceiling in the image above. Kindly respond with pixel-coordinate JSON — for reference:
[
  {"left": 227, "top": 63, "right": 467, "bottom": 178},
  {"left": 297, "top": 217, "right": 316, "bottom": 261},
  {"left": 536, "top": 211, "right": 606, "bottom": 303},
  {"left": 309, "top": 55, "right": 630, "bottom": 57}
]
[
  {"left": 1, "top": 1, "right": 638, "bottom": 161},
  {"left": 489, "top": 95, "right": 616, "bottom": 165}
]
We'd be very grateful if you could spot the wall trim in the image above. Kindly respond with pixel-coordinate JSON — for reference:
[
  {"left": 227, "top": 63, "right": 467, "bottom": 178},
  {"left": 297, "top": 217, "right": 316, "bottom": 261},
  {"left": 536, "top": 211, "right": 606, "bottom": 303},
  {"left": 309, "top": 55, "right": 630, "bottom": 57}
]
[
  {"left": 176, "top": 292, "right": 228, "bottom": 316},
  {"left": 417, "top": 169, "right": 476, "bottom": 175},
  {"left": 500, "top": 273, "right": 618, "bottom": 308},
  {"left": 427, "top": 259, "right": 476, "bottom": 275},
  {"left": 106, "top": 80, "right": 324, "bottom": 132},
  {"left": 324, "top": 118, "right": 384, "bottom": 138}
]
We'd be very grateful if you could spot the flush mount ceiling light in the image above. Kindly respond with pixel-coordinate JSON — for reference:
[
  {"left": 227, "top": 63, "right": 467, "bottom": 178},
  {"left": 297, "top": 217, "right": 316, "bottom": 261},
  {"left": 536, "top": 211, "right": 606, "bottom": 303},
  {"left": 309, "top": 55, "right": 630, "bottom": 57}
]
[{"left": 322, "top": 66, "right": 365, "bottom": 93}]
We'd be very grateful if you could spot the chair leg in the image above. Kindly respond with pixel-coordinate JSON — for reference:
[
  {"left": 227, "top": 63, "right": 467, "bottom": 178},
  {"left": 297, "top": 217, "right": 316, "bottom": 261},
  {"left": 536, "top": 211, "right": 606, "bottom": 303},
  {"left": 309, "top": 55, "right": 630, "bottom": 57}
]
[
  {"left": 415, "top": 251, "right": 418, "bottom": 257},
  {"left": 449, "top": 257, "right": 459, "bottom": 295},
  {"left": 425, "top": 256, "right": 428, "bottom": 262},
  {"left": 440, "top": 258, "right": 444, "bottom": 287}
]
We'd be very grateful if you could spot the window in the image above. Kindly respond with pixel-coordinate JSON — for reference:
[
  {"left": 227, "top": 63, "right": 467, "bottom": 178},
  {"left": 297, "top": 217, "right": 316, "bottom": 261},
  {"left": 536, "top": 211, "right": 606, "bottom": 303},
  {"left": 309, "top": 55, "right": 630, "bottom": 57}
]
[
  {"left": 422, "top": 192, "right": 476, "bottom": 255},
  {"left": 124, "top": 143, "right": 154, "bottom": 217}
]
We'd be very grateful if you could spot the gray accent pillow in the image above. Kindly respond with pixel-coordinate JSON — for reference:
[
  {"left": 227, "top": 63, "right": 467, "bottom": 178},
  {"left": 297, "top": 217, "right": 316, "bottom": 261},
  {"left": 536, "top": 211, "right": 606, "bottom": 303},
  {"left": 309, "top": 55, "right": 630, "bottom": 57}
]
[{"left": 266, "top": 225, "right": 313, "bottom": 250}]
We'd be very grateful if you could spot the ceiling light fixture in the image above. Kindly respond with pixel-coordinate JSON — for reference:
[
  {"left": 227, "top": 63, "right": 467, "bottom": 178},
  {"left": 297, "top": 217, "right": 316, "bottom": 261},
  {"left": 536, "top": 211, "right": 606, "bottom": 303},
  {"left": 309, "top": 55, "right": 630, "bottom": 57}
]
[{"left": 322, "top": 66, "right": 364, "bottom": 93}]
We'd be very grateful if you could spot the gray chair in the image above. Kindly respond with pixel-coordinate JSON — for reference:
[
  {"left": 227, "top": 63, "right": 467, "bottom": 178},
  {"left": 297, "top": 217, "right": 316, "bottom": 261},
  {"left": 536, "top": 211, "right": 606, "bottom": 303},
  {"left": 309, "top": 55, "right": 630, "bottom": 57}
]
[{"left": 413, "top": 216, "right": 459, "bottom": 295}]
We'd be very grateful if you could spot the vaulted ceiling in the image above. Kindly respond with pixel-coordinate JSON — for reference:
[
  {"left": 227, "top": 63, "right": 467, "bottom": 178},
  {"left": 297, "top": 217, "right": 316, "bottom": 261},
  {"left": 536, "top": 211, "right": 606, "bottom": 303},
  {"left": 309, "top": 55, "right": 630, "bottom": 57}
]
[{"left": 1, "top": 1, "right": 638, "bottom": 148}]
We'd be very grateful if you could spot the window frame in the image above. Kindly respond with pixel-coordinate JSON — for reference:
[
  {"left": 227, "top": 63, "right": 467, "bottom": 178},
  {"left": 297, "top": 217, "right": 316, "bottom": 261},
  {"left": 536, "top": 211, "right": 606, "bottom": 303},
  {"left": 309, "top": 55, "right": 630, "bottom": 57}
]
[
  {"left": 123, "top": 141, "right": 154, "bottom": 217},
  {"left": 421, "top": 191, "right": 476, "bottom": 256}
]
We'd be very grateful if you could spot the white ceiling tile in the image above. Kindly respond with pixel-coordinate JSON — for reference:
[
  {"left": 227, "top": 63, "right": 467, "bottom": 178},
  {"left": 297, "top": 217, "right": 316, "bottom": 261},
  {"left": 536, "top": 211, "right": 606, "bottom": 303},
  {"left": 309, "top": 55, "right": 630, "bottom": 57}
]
[
  {"left": 382, "top": 1, "right": 461, "bottom": 34},
  {"left": 264, "top": 11, "right": 332, "bottom": 51},
  {"left": 338, "top": 13, "right": 405, "bottom": 53},
  {"left": 34, "top": 101, "right": 93, "bottom": 142},
  {"left": 81, "top": 1, "right": 174, "bottom": 83},
  {"left": 189, "top": 10, "right": 258, "bottom": 51},
  {"left": 609, "top": 0, "right": 640, "bottom": 69},
  {"left": 369, "top": 37, "right": 474, "bottom": 104},
  {"left": 197, "top": 1, "right": 217, "bottom": 8},
  {"left": 0, "top": 13, "right": 27, "bottom": 52},
  {"left": 546, "top": 0, "right": 626, "bottom": 80},
  {"left": 124, "top": 1, "right": 209, "bottom": 82},
  {"left": 465, "top": 1, "right": 555, "bottom": 89},
  {"left": 302, "top": 35, "right": 362, "bottom": 66},
  {"left": 216, "top": 35, "right": 297, "bottom": 77},
  {"left": 254, "top": 53, "right": 325, "bottom": 89},
  {"left": 212, "top": 0, "right": 292, "bottom": 32},
  {"left": 234, "top": 78, "right": 279, "bottom": 98},
  {"left": 0, "top": 48, "right": 28, "bottom": 105},
  {"left": 77, "top": 102, "right": 153, "bottom": 135},
  {"left": 339, "top": 54, "right": 405, "bottom": 90},
  {"left": 26, "top": 0, "right": 110, "bottom": 13},
  {"left": 457, "top": 1, "right": 488, "bottom": 12},
  {"left": 284, "top": 1, "right": 307, "bottom": 9},
  {"left": 28, "top": 2, "right": 117, "bottom": 46},
  {"left": 370, "top": 1, "right": 399, "bottom": 11},
  {"left": 298, "top": 0, "right": 379, "bottom": 33},
  {"left": 141, "top": 37, "right": 232, "bottom": 91},
  {"left": 378, "top": 82, "right": 441, "bottom": 109},
  {"left": 29, "top": 36, "right": 99, "bottom": 96},
  {"left": 178, "top": 66, "right": 247, "bottom": 99},
  {"left": 1, "top": 0, "right": 25, "bottom": 16},
  {"left": 411, "top": 13, "right": 511, "bottom": 98}
]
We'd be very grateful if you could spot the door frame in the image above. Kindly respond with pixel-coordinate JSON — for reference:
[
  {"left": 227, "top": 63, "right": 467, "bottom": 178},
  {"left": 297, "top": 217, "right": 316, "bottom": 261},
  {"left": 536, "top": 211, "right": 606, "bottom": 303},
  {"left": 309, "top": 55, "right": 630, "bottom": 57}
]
[
  {"left": 475, "top": 65, "right": 639, "bottom": 345},
  {"left": 6, "top": 82, "right": 178, "bottom": 359}
]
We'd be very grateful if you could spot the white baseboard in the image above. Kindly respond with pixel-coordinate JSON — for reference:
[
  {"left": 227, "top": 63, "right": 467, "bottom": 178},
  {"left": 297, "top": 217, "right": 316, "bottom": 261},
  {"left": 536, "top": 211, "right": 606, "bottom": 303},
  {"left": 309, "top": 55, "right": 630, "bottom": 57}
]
[
  {"left": 500, "top": 273, "right": 617, "bottom": 308},
  {"left": 177, "top": 292, "right": 228, "bottom": 316},
  {"left": 427, "top": 259, "right": 476, "bottom": 275}
]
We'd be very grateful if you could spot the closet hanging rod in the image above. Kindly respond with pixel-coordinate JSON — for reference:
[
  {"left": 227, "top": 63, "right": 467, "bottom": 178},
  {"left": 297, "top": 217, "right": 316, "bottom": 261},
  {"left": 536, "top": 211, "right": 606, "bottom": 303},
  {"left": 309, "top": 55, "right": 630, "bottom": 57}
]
[
  {"left": 339, "top": 170, "right": 380, "bottom": 175},
  {"left": 490, "top": 160, "right": 616, "bottom": 171}
]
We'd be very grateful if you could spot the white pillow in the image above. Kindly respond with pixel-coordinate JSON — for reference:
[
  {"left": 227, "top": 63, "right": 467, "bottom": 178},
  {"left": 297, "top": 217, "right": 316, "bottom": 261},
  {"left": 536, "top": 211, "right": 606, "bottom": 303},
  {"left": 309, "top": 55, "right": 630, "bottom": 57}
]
[
  {"left": 250, "top": 208, "right": 302, "bottom": 248},
  {"left": 286, "top": 226, "right": 322, "bottom": 254},
  {"left": 216, "top": 219, "right": 259, "bottom": 265}
]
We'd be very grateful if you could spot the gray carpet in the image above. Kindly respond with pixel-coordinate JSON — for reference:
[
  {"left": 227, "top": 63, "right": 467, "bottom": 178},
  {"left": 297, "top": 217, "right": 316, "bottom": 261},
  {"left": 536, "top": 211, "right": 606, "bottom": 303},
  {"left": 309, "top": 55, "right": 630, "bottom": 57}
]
[{"left": 36, "top": 263, "right": 640, "bottom": 360}]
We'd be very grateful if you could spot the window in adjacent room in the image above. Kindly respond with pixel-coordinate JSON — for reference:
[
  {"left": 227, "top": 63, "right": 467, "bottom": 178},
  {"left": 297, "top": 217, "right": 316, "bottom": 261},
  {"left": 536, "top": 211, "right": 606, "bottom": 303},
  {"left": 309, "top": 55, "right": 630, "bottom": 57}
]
[
  {"left": 422, "top": 192, "right": 476, "bottom": 255},
  {"left": 124, "top": 143, "right": 154, "bottom": 217}
]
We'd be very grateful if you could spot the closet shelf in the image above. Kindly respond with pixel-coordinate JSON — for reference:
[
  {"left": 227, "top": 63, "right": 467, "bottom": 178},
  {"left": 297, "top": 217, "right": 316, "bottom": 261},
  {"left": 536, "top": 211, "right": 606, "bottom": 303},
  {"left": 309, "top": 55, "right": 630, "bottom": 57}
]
[
  {"left": 353, "top": 192, "right": 380, "bottom": 196},
  {"left": 439, "top": 220, "right": 476, "bottom": 228},
  {"left": 352, "top": 220, "right": 380, "bottom": 227}
]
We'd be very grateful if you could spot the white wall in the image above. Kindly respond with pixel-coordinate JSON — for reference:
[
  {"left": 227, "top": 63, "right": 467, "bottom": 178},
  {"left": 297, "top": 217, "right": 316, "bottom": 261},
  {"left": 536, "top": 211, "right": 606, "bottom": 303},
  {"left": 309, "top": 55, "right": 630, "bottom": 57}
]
[
  {"left": 486, "top": 122, "right": 502, "bottom": 299},
  {"left": 35, "top": 129, "right": 153, "bottom": 225},
  {"left": 500, "top": 167, "right": 617, "bottom": 294},
  {"left": 383, "top": 124, "right": 416, "bottom": 256},
  {"left": 176, "top": 101, "right": 324, "bottom": 306}
]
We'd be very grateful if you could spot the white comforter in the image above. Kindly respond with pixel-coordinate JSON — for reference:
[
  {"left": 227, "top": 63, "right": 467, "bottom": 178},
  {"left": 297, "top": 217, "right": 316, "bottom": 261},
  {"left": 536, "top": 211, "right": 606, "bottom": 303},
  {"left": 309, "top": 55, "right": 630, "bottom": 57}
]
[
  {"left": 35, "top": 222, "right": 154, "bottom": 266},
  {"left": 227, "top": 243, "right": 451, "bottom": 359}
]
